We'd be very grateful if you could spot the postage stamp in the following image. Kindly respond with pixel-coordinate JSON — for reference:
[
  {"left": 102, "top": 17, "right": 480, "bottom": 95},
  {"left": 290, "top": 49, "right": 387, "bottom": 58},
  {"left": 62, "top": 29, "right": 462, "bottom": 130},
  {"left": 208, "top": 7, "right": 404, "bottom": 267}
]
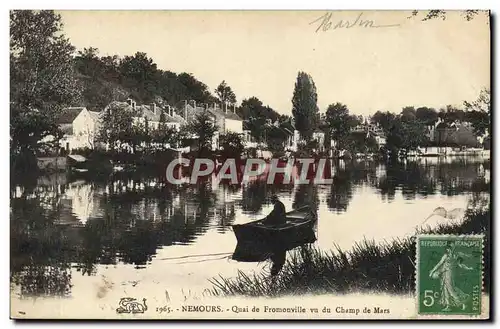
[
  {"left": 9, "top": 9, "right": 490, "bottom": 320},
  {"left": 416, "top": 234, "right": 484, "bottom": 316}
]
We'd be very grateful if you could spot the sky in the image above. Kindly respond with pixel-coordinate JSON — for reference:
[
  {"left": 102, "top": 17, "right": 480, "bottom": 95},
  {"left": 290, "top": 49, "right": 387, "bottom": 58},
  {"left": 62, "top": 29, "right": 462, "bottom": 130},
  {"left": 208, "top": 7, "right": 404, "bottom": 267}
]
[{"left": 57, "top": 10, "right": 490, "bottom": 116}]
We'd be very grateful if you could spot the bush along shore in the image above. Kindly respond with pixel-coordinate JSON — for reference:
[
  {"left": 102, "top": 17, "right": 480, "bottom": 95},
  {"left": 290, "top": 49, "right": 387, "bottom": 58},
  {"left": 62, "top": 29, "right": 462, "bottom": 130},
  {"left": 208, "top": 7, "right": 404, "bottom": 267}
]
[{"left": 209, "top": 197, "right": 490, "bottom": 298}]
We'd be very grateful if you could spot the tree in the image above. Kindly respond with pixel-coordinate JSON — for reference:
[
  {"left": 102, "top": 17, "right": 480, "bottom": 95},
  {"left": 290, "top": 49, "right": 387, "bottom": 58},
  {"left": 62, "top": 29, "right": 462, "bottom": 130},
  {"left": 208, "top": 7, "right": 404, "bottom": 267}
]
[
  {"left": 73, "top": 47, "right": 127, "bottom": 111},
  {"left": 10, "top": 10, "right": 82, "bottom": 168},
  {"left": 187, "top": 112, "right": 218, "bottom": 153},
  {"left": 325, "top": 102, "right": 352, "bottom": 149},
  {"left": 464, "top": 88, "right": 490, "bottom": 137},
  {"left": 74, "top": 47, "right": 102, "bottom": 78},
  {"left": 238, "top": 96, "right": 281, "bottom": 144},
  {"left": 385, "top": 116, "right": 428, "bottom": 157},
  {"left": 349, "top": 132, "right": 378, "bottom": 154},
  {"left": 119, "top": 52, "right": 159, "bottom": 103},
  {"left": 400, "top": 106, "right": 417, "bottom": 122},
  {"left": 409, "top": 10, "right": 486, "bottom": 22},
  {"left": 220, "top": 132, "right": 244, "bottom": 158},
  {"left": 292, "top": 72, "right": 319, "bottom": 141},
  {"left": 266, "top": 126, "right": 288, "bottom": 155},
  {"left": 440, "top": 105, "right": 465, "bottom": 123},
  {"left": 215, "top": 80, "right": 237, "bottom": 106},
  {"left": 239, "top": 97, "right": 279, "bottom": 120},
  {"left": 244, "top": 117, "right": 267, "bottom": 143},
  {"left": 177, "top": 73, "right": 216, "bottom": 104},
  {"left": 371, "top": 111, "right": 396, "bottom": 133},
  {"left": 152, "top": 112, "right": 179, "bottom": 150},
  {"left": 399, "top": 120, "right": 428, "bottom": 152},
  {"left": 415, "top": 107, "right": 438, "bottom": 125},
  {"left": 97, "top": 103, "right": 135, "bottom": 152}
]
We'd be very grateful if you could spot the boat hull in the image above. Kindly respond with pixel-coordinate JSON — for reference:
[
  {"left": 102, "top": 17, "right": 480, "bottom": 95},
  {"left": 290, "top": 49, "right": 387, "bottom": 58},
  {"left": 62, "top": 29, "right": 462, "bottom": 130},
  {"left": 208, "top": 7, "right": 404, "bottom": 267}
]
[{"left": 231, "top": 207, "right": 317, "bottom": 261}]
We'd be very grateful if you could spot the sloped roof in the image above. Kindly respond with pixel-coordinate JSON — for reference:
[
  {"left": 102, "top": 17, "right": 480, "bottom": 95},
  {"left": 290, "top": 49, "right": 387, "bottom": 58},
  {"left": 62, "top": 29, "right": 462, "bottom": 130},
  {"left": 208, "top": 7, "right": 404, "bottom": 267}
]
[
  {"left": 181, "top": 104, "right": 216, "bottom": 123},
  {"left": 141, "top": 105, "right": 186, "bottom": 124},
  {"left": 59, "top": 123, "right": 73, "bottom": 134},
  {"left": 88, "top": 111, "right": 101, "bottom": 120},
  {"left": 208, "top": 108, "right": 242, "bottom": 121},
  {"left": 56, "top": 107, "right": 85, "bottom": 124},
  {"left": 165, "top": 112, "right": 186, "bottom": 124},
  {"left": 104, "top": 101, "right": 130, "bottom": 111},
  {"left": 280, "top": 120, "right": 295, "bottom": 131},
  {"left": 68, "top": 154, "right": 86, "bottom": 162},
  {"left": 104, "top": 101, "right": 186, "bottom": 124},
  {"left": 138, "top": 105, "right": 161, "bottom": 122}
]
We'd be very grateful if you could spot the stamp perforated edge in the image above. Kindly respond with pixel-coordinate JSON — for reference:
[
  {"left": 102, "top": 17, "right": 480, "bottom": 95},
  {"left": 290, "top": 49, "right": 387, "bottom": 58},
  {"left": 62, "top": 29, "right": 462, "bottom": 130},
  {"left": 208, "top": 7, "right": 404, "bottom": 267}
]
[{"left": 415, "top": 234, "right": 486, "bottom": 319}]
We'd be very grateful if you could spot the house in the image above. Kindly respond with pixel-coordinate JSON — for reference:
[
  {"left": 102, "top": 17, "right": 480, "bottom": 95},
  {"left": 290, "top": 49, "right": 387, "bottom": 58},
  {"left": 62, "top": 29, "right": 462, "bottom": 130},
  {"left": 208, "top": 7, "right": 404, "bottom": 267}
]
[
  {"left": 177, "top": 100, "right": 244, "bottom": 150},
  {"left": 350, "top": 122, "right": 386, "bottom": 148},
  {"left": 208, "top": 102, "right": 243, "bottom": 134},
  {"left": 54, "top": 107, "right": 101, "bottom": 152},
  {"left": 178, "top": 100, "right": 243, "bottom": 134},
  {"left": 109, "top": 98, "right": 187, "bottom": 131},
  {"left": 242, "top": 129, "right": 259, "bottom": 149},
  {"left": 175, "top": 100, "right": 219, "bottom": 150},
  {"left": 435, "top": 121, "right": 481, "bottom": 148}
]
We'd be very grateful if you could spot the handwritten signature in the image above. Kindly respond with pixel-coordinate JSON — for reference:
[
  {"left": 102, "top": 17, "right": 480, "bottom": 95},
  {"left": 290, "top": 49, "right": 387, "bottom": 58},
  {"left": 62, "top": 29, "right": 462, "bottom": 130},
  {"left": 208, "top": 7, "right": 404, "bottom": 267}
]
[{"left": 310, "top": 12, "right": 400, "bottom": 33}]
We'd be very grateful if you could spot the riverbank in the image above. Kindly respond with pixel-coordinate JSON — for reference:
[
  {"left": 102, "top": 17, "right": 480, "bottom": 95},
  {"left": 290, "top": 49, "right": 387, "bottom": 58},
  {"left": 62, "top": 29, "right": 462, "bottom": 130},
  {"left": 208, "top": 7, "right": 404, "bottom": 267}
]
[{"left": 209, "top": 198, "right": 490, "bottom": 298}]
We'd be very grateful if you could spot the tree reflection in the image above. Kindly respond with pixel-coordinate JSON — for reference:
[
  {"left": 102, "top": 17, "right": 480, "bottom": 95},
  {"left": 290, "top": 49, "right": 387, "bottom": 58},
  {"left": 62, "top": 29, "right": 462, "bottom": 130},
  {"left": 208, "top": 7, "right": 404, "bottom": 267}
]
[
  {"left": 10, "top": 158, "right": 490, "bottom": 297},
  {"left": 10, "top": 197, "right": 73, "bottom": 297}
]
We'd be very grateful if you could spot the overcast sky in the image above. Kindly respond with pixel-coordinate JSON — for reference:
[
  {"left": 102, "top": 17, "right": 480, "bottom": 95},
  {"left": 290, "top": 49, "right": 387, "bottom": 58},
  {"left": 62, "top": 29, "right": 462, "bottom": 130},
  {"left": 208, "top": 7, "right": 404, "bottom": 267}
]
[{"left": 57, "top": 10, "right": 490, "bottom": 116}]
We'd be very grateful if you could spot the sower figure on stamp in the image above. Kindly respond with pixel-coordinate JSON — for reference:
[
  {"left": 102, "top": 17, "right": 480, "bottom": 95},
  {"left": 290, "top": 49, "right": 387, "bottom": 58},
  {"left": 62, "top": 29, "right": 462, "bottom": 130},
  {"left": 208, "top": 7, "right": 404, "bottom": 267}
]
[
  {"left": 429, "top": 241, "right": 473, "bottom": 311},
  {"left": 263, "top": 195, "right": 287, "bottom": 226}
]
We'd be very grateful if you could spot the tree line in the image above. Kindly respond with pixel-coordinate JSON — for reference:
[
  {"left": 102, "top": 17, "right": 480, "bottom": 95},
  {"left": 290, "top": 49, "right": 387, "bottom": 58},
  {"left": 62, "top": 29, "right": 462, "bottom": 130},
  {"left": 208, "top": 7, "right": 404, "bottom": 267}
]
[
  {"left": 10, "top": 10, "right": 283, "bottom": 168},
  {"left": 290, "top": 72, "right": 490, "bottom": 158},
  {"left": 10, "top": 10, "right": 491, "bottom": 171}
]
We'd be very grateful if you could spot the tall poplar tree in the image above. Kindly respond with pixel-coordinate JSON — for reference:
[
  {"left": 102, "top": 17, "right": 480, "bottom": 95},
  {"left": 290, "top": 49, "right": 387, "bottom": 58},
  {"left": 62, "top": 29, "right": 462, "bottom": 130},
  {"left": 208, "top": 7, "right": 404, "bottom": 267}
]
[{"left": 291, "top": 72, "right": 319, "bottom": 141}]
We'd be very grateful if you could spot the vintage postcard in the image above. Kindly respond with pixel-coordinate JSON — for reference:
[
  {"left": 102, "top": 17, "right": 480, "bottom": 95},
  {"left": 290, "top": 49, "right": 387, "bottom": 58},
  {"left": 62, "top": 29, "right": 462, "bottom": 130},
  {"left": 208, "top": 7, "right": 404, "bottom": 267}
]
[{"left": 10, "top": 10, "right": 491, "bottom": 320}]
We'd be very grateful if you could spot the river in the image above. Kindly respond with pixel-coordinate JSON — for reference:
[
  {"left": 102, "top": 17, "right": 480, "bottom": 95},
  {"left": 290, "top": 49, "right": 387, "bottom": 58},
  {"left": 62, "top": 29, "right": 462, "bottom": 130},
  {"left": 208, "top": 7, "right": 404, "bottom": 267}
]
[{"left": 10, "top": 156, "right": 490, "bottom": 306}]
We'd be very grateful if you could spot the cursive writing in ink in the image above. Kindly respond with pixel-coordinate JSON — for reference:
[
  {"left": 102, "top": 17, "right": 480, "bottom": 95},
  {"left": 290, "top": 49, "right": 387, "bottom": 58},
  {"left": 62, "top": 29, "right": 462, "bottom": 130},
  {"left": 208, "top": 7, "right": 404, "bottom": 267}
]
[{"left": 310, "top": 12, "right": 401, "bottom": 33}]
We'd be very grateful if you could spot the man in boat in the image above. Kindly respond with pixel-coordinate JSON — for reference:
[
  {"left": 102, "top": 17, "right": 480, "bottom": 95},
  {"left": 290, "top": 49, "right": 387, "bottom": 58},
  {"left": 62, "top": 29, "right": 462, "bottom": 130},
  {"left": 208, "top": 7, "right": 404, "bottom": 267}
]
[{"left": 264, "top": 195, "right": 287, "bottom": 226}]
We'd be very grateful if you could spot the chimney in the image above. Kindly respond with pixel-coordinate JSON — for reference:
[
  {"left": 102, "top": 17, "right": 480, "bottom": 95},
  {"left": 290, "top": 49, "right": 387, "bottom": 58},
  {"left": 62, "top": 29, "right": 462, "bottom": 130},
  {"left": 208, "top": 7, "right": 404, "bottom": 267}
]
[
  {"left": 224, "top": 102, "right": 228, "bottom": 114},
  {"left": 151, "top": 103, "right": 157, "bottom": 115},
  {"left": 233, "top": 104, "right": 236, "bottom": 114}
]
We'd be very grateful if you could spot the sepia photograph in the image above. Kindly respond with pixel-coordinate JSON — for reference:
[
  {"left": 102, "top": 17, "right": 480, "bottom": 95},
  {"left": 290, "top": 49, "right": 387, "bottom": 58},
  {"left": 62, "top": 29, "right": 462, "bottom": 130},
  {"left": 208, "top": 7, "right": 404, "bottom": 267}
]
[{"left": 9, "top": 9, "right": 491, "bottom": 320}]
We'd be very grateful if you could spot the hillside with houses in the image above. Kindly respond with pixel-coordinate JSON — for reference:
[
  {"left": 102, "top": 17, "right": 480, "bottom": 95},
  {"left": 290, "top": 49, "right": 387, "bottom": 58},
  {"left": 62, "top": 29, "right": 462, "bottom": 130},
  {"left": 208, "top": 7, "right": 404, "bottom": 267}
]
[{"left": 10, "top": 11, "right": 491, "bottom": 175}]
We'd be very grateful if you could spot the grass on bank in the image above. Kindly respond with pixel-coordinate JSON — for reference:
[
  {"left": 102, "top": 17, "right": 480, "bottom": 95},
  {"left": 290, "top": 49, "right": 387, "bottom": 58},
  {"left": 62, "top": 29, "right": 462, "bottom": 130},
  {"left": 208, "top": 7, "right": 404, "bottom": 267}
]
[{"left": 209, "top": 198, "right": 490, "bottom": 297}]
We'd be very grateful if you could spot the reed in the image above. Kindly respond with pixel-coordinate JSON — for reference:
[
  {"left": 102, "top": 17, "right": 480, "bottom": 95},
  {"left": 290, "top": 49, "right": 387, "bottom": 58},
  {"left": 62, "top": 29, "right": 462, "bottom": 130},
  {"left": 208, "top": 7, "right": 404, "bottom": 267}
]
[{"left": 209, "top": 198, "right": 490, "bottom": 297}]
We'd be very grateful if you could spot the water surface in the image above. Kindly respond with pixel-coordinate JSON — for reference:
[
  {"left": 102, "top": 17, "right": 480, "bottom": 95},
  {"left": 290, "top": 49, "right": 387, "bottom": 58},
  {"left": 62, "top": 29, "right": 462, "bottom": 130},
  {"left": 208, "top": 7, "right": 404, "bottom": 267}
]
[{"left": 10, "top": 157, "right": 490, "bottom": 299}]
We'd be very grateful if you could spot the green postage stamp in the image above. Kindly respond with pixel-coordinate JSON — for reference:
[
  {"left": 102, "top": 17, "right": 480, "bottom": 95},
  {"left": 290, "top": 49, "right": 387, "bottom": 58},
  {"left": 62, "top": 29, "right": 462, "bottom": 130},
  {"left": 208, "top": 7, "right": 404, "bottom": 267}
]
[{"left": 416, "top": 234, "right": 484, "bottom": 316}]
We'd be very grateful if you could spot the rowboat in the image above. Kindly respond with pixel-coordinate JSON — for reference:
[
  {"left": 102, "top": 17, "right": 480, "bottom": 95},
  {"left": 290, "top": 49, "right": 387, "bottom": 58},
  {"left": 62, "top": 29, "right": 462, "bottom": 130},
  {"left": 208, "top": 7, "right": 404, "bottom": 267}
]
[{"left": 231, "top": 205, "right": 317, "bottom": 261}]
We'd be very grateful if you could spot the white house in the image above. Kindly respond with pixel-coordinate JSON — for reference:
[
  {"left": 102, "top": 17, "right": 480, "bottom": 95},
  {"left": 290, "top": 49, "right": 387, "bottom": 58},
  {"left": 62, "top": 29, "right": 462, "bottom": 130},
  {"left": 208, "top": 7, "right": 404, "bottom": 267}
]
[
  {"left": 351, "top": 122, "right": 387, "bottom": 148},
  {"left": 50, "top": 107, "right": 101, "bottom": 152},
  {"left": 178, "top": 100, "right": 244, "bottom": 150},
  {"left": 72, "top": 107, "right": 101, "bottom": 149},
  {"left": 125, "top": 99, "right": 186, "bottom": 131},
  {"left": 207, "top": 102, "right": 244, "bottom": 134}
]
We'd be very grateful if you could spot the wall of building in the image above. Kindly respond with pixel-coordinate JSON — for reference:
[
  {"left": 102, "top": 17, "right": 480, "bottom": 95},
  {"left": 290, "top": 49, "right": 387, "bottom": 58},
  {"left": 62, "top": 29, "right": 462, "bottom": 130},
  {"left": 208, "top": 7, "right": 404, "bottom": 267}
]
[
  {"left": 72, "top": 109, "right": 98, "bottom": 149},
  {"left": 224, "top": 119, "right": 243, "bottom": 134}
]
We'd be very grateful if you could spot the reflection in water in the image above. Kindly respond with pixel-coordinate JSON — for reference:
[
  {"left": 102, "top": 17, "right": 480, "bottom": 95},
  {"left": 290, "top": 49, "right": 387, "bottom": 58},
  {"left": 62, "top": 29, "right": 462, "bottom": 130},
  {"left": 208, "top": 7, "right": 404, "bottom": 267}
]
[
  {"left": 270, "top": 250, "right": 287, "bottom": 276},
  {"left": 10, "top": 158, "right": 490, "bottom": 297}
]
